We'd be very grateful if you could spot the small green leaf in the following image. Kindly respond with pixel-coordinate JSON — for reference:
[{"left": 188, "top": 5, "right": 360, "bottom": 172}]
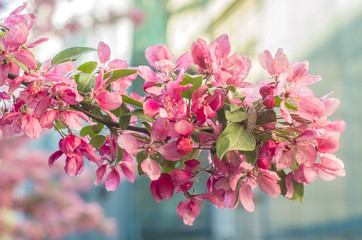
[
  {"left": 51, "top": 47, "right": 96, "bottom": 67},
  {"left": 180, "top": 74, "right": 203, "bottom": 99},
  {"left": 121, "top": 95, "right": 143, "bottom": 108},
  {"left": 290, "top": 180, "right": 304, "bottom": 203},
  {"left": 216, "top": 123, "right": 256, "bottom": 159},
  {"left": 104, "top": 69, "right": 137, "bottom": 83},
  {"left": 119, "top": 103, "right": 131, "bottom": 130},
  {"left": 80, "top": 125, "right": 95, "bottom": 137},
  {"left": 216, "top": 107, "right": 227, "bottom": 128},
  {"left": 225, "top": 109, "right": 248, "bottom": 122},
  {"left": 92, "top": 122, "right": 104, "bottom": 134},
  {"left": 127, "top": 109, "right": 153, "bottom": 122},
  {"left": 76, "top": 73, "right": 96, "bottom": 93},
  {"left": 275, "top": 97, "right": 297, "bottom": 111},
  {"left": 89, "top": 135, "right": 107, "bottom": 149},
  {"left": 78, "top": 61, "right": 98, "bottom": 74}
]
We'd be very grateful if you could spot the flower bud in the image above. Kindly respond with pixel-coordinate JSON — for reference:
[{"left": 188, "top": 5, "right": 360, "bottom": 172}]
[
  {"left": 257, "top": 157, "right": 271, "bottom": 169},
  {"left": 259, "top": 85, "right": 275, "bottom": 99},
  {"left": 263, "top": 95, "right": 275, "bottom": 109}
]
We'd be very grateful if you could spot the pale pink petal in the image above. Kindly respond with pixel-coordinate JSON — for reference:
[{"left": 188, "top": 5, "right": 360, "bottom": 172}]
[
  {"left": 285, "top": 172, "right": 294, "bottom": 198},
  {"left": 120, "top": 161, "right": 135, "bottom": 183},
  {"left": 175, "top": 119, "right": 194, "bottom": 137},
  {"left": 27, "top": 37, "right": 48, "bottom": 48},
  {"left": 141, "top": 158, "right": 161, "bottom": 181},
  {"left": 258, "top": 175, "right": 281, "bottom": 198},
  {"left": 64, "top": 153, "right": 84, "bottom": 176},
  {"left": 176, "top": 199, "right": 201, "bottom": 226},
  {"left": 95, "top": 90, "right": 122, "bottom": 111},
  {"left": 11, "top": 49, "right": 37, "bottom": 70},
  {"left": 273, "top": 48, "right": 289, "bottom": 74},
  {"left": 117, "top": 133, "right": 142, "bottom": 155},
  {"left": 275, "top": 148, "right": 294, "bottom": 171},
  {"left": 298, "top": 96, "right": 326, "bottom": 121},
  {"left": 238, "top": 183, "right": 255, "bottom": 212},
  {"left": 144, "top": 98, "right": 159, "bottom": 117},
  {"left": 151, "top": 118, "right": 169, "bottom": 141},
  {"left": 323, "top": 97, "right": 340, "bottom": 117},
  {"left": 21, "top": 115, "right": 41, "bottom": 138},
  {"left": 95, "top": 165, "right": 107, "bottom": 185},
  {"left": 105, "top": 168, "right": 121, "bottom": 191},
  {"left": 280, "top": 100, "right": 292, "bottom": 123},
  {"left": 258, "top": 50, "right": 275, "bottom": 76},
  {"left": 98, "top": 41, "right": 111, "bottom": 64},
  {"left": 294, "top": 165, "right": 317, "bottom": 184},
  {"left": 158, "top": 141, "right": 188, "bottom": 161},
  {"left": 138, "top": 66, "right": 158, "bottom": 82},
  {"left": 145, "top": 45, "right": 175, "bottom": 69},
  {"left": 61, "top": 111, "right": 83, "bottom": 130},
  {"left": 176, "top": 52, "right": 192, "bottom": 70}
]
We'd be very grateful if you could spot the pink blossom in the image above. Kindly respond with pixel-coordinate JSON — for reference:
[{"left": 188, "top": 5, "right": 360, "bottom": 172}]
[
  {"left": 176, "top": 198, "right": 201, "bottom": 226},
  {"left": 150, "top": 173, "right": 174, "bottom": 202}
]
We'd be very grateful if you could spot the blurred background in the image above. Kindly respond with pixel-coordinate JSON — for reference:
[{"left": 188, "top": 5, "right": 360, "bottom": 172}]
[{"left": 1, "top": 0, "right": 362, "bottom": 239}]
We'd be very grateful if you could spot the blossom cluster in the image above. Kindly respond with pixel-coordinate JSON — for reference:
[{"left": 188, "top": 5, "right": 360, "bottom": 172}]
[
  {"left": 0, "top": 137, "right": 115, "bottom": 239},
  {"left": 0, "top": 3, "right": 345, "bottom": 226}
]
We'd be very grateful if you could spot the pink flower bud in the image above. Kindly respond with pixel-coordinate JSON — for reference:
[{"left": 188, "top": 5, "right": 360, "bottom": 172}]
[
  {"left": 150, "top": 173, "right": 174, "bottom": 202},
  {"left": 259, "top": 85, "right": 275, "bottom": 99},
  {"left": 259, "top": 140, "right": 277, "bottom": 158},
  {"left": 257, "top": 157, "right": 271, "bottom": 169},
  {"left": 263, "top": 95, "right": 275, "bottom": 109},
  {"left": 176, "top": 136, "right": 193, "bottom": 154}
]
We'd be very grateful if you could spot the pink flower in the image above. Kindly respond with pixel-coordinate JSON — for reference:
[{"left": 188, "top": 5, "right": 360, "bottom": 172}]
[
  {"left": 150, "top": 173, "right": 174, "bottom": 202},
  {"left": 176, "top": 198, "right": 201, "bottom": 226},
  {"left": 49, "top": 135, "right": 101, "bottom": 176},
  {"left": 52, "top": 83, "right": 84, "bottom": 105}
]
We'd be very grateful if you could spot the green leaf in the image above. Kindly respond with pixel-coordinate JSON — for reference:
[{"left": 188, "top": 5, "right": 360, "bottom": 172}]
[
  {"left": 76, "top": 73, "right": 96, "bottom": 93},
  {"left": 290, "top": 180, "right": 304, "bottom": 203},
  {"left": 121, "top": 95, "right": 143, "bottom": 108},
  {"left": 119, "top": 103, "right": 131, "bottom": 130},
  {"left": 216, "top": 106, "right": 227, "bottom": 128},
  {"left": 225, "top": 108, "right": 248, "bottom": 122},
  {"left": 89, "top": 135, "right": 107, "bottom": 149},
  {"left": 51, "top": 47, "right": 96, "bottom": 66},
  {"left": 180, "top": 74, "right": 203, "bottom": 99},
  {"left": 140, "top": 122, "right": 152, "bottom": 133},
  {"left": 104, "top": 69, "right": 137, "bottom": 83},
  {"left": 278, "top": 170, "right": 304, "bottom": 204},
  {"left": 275, "top": 97, "right": 297, "bottom": 111},
  {"left": 78, "top": 61, "right": 98, "bottom": 74},
  {"left": 127, "top": 109, "right": 153, "bottom": 122},
  {"left": 92, "top": 122, "right": 104, "bottom": 134},
  {"left": 216, "top": 123, "right": 256, "bottom": 159},
  {"left": 80, "top": 125, "right": 95, "bottom": 137}
]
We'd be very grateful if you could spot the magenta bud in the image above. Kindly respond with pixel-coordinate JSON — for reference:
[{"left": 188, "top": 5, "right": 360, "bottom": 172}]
[
  {"left": 263, "top": 95, "right": 275, "bottom": 109},
  {"left": 259, "top": 85, "right": 275, "bottom": 99},
  {"left": 257, "top": 157, "right": 271, "bottom": 169}
]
